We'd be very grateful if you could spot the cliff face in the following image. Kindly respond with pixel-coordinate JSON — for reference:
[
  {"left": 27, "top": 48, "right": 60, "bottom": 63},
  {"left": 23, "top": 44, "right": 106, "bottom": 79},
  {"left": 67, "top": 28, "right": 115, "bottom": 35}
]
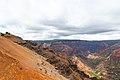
[
  {"left": 0, "top": 36, "right": 67, "bottom": 80},
  {"left": 72, "top": 56, "right": 95, "bottom": 77},
  {"left": 50, "top": 42, "right": 73, "bottom": 56}
]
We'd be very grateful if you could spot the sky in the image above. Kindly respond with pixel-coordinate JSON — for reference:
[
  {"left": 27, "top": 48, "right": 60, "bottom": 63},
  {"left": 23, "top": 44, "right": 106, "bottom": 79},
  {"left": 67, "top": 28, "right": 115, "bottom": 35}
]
[{"left": 0, "top": 0, "right": 120, "bottom": 40}]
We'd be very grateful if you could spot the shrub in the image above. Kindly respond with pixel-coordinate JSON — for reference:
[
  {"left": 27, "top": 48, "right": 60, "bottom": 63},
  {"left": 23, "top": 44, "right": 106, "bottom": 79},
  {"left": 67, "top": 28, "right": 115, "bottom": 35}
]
[
  {"left": 0, "top": 33, "right": 4, "bottom": 36},
  {"left": 5, "top": 32, "right": 10, "bottom": 34}
]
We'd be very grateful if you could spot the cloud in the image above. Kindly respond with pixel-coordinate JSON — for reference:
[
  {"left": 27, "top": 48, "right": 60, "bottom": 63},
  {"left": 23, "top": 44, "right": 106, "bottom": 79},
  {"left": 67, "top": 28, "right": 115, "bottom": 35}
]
[
  {"left": 0, "top": 0, "right": 120, "bottom": 40},
  {"left": 40, "top": 18, "right": 116, "bottom": 35}
]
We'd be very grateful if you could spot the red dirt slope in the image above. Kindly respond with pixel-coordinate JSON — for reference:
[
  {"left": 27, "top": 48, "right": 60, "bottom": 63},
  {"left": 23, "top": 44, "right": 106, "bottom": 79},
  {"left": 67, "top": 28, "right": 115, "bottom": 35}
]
[
  {"left": 0, "top": 51, "right": 54, "bottom": 80},
  {"left": 0, "top": 36, "right": 54, "bottom": 80}
]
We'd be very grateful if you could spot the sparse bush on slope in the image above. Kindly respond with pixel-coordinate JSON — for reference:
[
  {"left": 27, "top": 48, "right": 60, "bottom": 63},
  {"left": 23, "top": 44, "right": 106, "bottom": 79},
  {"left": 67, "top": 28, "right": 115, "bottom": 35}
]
[{"left": 0, "top": 33, "right": 4, "bottom": 36}]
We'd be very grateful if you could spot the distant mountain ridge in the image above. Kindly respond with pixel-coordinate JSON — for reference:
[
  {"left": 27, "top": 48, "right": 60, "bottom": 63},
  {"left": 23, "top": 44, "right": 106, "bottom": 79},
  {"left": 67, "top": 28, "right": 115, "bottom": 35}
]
[{"left": 35, "top": 40, "right": 120, "bottom": 56}]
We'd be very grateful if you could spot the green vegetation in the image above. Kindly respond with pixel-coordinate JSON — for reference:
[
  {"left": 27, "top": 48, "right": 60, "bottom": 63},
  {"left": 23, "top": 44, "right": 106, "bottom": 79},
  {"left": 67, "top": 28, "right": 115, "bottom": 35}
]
[
  {"left": 113, "top": 78, "right": 120, "bottom": 80},
  {"left": 89, "top": 71, "right": 102, "bottom": 79},
  {"left": 26, "top": 40, "right": 37, "bottom": 46},
  {"left": 106, "top": 60, "right": 120, "bottom": 79},
  {"left": 90, "top": 57, "right": 106, "bottom": 66}
]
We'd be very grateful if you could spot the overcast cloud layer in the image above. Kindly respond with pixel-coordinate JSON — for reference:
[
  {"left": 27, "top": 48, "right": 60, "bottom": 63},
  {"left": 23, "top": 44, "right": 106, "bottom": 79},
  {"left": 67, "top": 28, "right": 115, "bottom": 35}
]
[{"left": 0, "top": 0, "right": 120, "bottom": 40}]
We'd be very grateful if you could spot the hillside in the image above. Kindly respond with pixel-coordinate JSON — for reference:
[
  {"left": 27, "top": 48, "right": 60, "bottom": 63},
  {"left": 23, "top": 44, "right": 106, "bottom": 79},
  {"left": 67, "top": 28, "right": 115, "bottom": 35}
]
[
  {"left": 18, "top": 40, "right": 94, "bottom": 80},
  {"left": 3, "top": 34, "right": 95, "bottom": 80},
  {"left": 0, "top": 50, "right": 53, "bottom": 80},
  {"left": 0, "top": 36, "right": 68, "bottom": 80},
  {"left": 35, "top": 39, "right": 120, "bottom": 80},
  {"left": 96, "top": 48, "right": 120, "bottom": 80},
  {"left": 72, "top": 56, "right": 94, "bottom": 77},
  {"left": 3, "top": 33, "right": 120, "bottom": 79}
]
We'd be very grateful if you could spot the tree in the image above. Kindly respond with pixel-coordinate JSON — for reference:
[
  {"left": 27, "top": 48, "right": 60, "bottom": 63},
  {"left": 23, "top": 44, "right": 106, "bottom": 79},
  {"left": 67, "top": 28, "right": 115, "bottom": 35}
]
[{"left": 5, "top": 32, "right": 10, "bottom": 34}]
